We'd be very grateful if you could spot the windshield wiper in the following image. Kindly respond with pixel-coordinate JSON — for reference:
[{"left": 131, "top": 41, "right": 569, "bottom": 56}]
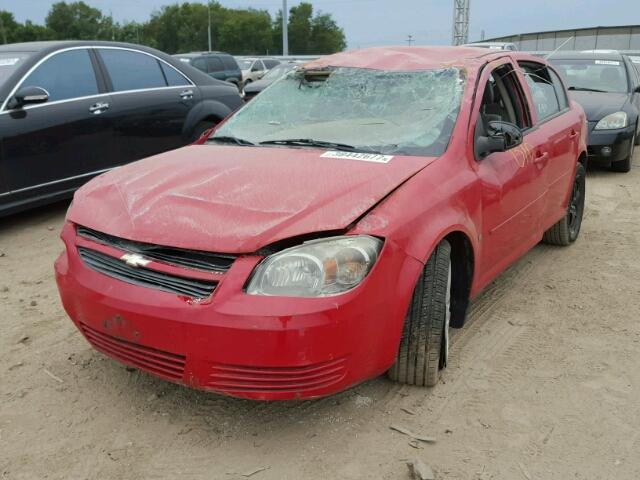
[
  {"left": 207, "top": 135, "right": 256, "bottom": 146},
  {"left": 568, "top": 86, "right": 607, "bottom": 93},
  {"left": 259, "top": 138, "right": 380, "bottom": 154}
]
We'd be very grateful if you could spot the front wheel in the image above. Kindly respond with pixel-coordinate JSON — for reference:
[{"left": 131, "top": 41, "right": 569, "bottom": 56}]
[
  {"left": 543, "top": 163, "right": 586, "bottom": 246},
  {"left": 388, "top": 240, "right": 451, "bottom": 387},
  {"left": 190, "top": 120, "right": 217, "bottom": 143}
]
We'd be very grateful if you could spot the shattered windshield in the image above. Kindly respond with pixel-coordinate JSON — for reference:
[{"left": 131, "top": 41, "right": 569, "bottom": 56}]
[{"left": 211, "top": 66, "right": 466, "bottom": 157}]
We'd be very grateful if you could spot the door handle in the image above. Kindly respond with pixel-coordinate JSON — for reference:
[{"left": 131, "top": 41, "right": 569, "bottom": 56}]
[
  {"left": 569, "top": 129, "right": 579, "bottom": 139},
  {"left": 89, "top": 102, "right": 109, "bottom": 114},
  {"left": 534, "top": 151, "right": 549, "bottom": 164},
  {"left": 180, "top": 89, "right": 194, "bottom": 100}
]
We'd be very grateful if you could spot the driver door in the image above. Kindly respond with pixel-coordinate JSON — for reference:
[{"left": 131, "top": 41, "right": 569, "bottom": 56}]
[{"left": 474, "top": 59, "right": 550, "bottom": 285}]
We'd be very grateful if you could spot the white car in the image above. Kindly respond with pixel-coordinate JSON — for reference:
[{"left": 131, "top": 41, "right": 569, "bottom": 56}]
[{"left": 237, "top": 57, "right": 280, "bottom": 86}]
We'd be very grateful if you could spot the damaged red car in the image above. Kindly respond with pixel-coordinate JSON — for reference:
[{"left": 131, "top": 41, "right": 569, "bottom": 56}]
[{"left": 55, "top": 47, "right": 587, "bottom": 400}]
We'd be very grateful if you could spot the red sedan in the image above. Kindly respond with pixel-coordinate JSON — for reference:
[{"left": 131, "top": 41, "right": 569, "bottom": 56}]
[{"left": 55, "top": 47, "right": 587, "bottom": 400}]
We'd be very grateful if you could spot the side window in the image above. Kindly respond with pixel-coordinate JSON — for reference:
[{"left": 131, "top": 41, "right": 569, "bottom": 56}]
[
  {"left": 479, "top": 63, "right": 530, "bottom": 129},
  {"left": 207, "top": 57, "right": 225, "bottom": 73},
  {"left": 221, "top": 55, "right": 238, "bottom": 71},
  {"left": 160, "top": 62, "right": 190, "bottom": 87},
  {"left": 99, "top": 49, "right": 167, "bottom": 92},
  {"left": 263, "top": 59, "right": 279, "bottom": 69},
  {"left": 518, "top": 62, "right": 561, "bottom": 122},
  {"left": 549, "top": 69, "right": 569, "bottom": 110},
  {"left": 21, "top": 49, "right": 98, "bottom": 102},
  {"left": 192, "top": 57, "right": 207, "bottom": 72}
]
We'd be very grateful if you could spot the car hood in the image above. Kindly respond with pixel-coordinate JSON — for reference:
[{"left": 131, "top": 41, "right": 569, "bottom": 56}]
[
  {"left": 244, "top": 78, "right": 271, "bottom": 92},
  {"left": 568, "top": 91, "right": 629, "bottom": 121},
  {"left": 68, "top": 145, "right": 436, "bottom": 253}
]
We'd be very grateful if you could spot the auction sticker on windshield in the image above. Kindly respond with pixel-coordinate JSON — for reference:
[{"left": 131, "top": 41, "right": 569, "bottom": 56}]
[{"left": 321, "top": 151, "right": 393, "bottom": 163}]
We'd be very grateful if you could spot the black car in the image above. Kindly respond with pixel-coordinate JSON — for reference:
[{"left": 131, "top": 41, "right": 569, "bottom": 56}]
[
  {"left": 173, "top": 51, "right": 242, "bottom": 89},
  {"left": 550, "top": 51, "right": 640, "bottom": 172},
  {"left": 0, "top": 41, "right": 243, "bottom": 216},
  {"left": 243, "top": 62, "right": 301, "bottom": 101}
]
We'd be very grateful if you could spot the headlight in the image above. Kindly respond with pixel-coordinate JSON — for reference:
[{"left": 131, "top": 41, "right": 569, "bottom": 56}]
[
  {"left": 247, "top": 236, "right": 383, "bottom": 297},
  {"left": 594, "top": 111, "right": 628, "bottom": 130}
]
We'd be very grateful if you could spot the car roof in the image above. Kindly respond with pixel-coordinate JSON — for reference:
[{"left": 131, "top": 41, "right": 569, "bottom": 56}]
[
  {"left": 174, "top": 51, "right": 231, "bottom": 58},
  {"left": 549, "top": 50, "right": 625, "bottom": 61},
  {"left": 305, "top": 46, "right": 538, "bottom": 71}
]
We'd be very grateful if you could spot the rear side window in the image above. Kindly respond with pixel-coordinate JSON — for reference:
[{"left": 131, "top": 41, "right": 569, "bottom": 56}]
[
  {"left": 100, "top": 49, "right": 166, "bottom": 92},
  {"left": 221, "top": 55, "right": 238, "bottom": 71},
  {"left": 160, "top": 62, "right": 190, "bottom": 86},
  {"left": 192, "top": 57, "right": 207, "bottom": 72},
  {"left": 519, "top": 62, "right": 561, "bottom": 122},
  {"left": 207, "top": 57, "right": 225, "bottom": 73},
  {"left": 21, "top": 49, "right": 98, "bottom": 102},
  {"left": 263, "top": 59, "right": 280, "bottom": 69}
]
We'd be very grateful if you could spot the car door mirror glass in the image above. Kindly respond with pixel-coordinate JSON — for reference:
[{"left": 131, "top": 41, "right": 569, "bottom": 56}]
[{"left": 8, "top": 86, "right": 49, "bottom": 109}]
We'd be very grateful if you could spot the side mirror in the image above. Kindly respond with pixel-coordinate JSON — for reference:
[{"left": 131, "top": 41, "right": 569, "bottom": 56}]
[
  {"left": 7, "top": 86, "right": 49, "bottom": 109},
  {"left": 476, "top": 120, "right": 523, "bottom": 158}
]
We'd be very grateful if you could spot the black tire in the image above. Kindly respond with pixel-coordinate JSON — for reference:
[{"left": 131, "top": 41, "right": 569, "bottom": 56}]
[
  {"left": 190, "top": 120, "right": 217, "bottom": 142},
  {"left": 610, "top": 132, "right": 634, "bottom": 173},
  {"left": 388, "top": 240, "right": 451, "bottom": 387},
  {"left": 543, "top": 163, "right": 586, "bottom": 246}
]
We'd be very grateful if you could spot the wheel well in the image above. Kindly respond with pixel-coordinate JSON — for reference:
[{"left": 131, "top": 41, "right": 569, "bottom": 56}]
[
  {"left": 444, "top": 231, "right": 474, "bottom": 329},
  {"left": 578, "top": 151, "right": 587, "bottom": 168}
]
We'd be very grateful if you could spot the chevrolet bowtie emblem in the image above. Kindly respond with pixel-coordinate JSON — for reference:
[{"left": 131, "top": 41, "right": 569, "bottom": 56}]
[{"left": 120, "top": 253, "right": 151, "bottom": 268}]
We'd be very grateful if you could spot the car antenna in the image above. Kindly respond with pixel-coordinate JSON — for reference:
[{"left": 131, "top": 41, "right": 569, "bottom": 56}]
[{"left": 544, "top": 36, "right": 574, "bottom": 61}]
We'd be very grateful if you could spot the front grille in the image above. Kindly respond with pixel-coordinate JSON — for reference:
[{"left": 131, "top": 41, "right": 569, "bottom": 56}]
[
  {"left": 78, "top": 247, "right": 217, "bottom": 299},
  {"left": 77, "top": 226, "right": 235, "bottom": 273},
  {"left": 80, "top": 323, "right": 186, "bottom": 381},
  {"left": 206, "top": 357, "right": 347, "bottom": 394}
]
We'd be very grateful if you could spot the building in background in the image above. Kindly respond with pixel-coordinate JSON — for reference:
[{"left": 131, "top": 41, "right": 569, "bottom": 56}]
[{"left": 479, "top": 25, "right": 640, "bottom": 55}]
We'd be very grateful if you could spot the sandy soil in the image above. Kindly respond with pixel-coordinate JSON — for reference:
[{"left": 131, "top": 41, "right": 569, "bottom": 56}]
[{"left": 2, "top": 151, "right": 640, "bottom": 480}]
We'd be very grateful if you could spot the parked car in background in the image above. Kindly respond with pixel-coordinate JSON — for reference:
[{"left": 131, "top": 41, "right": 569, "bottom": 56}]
[
  {"left": 173, "top": 51, "right": 242, "bottom": 90},
  {"left": 237, "top": 57, "right": 279, "bottom": 85},
  {"left": 243, "top": 61, "right": 302, "bottom": 101},
  {"left": 462, "top": 42, "right": 517, "bottom": 51},
  {"left": 56, "top": 46, "right": 587, "bottom": 401},
  {"left": 0, "top": 41, "right": 243, "bottom": 216},
  {"left": 550, "top": 51, "right": 640, "bottom": 172}
]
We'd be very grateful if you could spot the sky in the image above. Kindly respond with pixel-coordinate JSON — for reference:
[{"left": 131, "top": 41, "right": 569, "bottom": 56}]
[{"left": 1, "top": 0, "right": 638, "bottom": 47}]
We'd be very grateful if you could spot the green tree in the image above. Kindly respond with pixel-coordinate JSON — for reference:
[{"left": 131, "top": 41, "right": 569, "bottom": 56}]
[
  {"left": 0, "top": 11, "right": 20, "bottom": 44},
  {"left": 287, "top": 2, "right": 313, "bottom": 54},
  {"left": 310, "top": 13, "right": 346, "bottom": 53},
  {"left": 144, "top": 2, "right": 214, "bottom": 53},
  {"left": 217, "top": 9, "right": 273, "bottom": 55},
  {"left": 45, "top": 1, "right": 113, "bottom": 40},
  {"left": 16, "top": 21, "right": 54, "bottom": 42}
]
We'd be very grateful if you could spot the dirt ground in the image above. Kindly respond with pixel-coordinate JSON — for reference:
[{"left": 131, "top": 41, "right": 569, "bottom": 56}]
[{"left": 2, "top": 151, "right": 640, "bottom": 480}]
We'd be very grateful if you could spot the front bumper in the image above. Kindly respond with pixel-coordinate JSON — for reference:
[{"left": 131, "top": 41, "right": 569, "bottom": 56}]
[
  {"left": 54, "top": 222, "right": 421, "bottom": 400},
  {"left": 586, "top": 122, "right": 635, "bottom": 165}
]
